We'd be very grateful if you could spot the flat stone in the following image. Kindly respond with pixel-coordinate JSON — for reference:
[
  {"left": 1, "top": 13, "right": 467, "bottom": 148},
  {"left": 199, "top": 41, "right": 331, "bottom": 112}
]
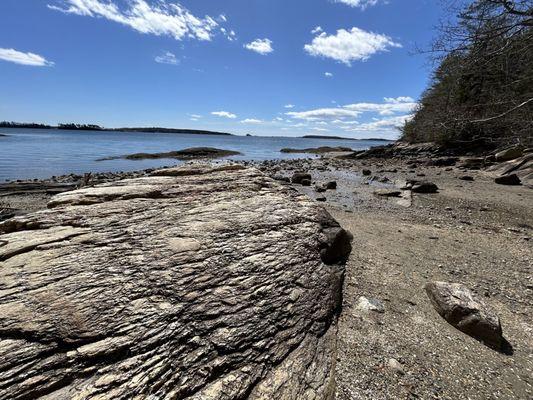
[
  {"left": 373, "top": 189, "right": 402, "bottom": 198},
  {"left": 0, "top": 165, "right": 352, "bottom": 399}
]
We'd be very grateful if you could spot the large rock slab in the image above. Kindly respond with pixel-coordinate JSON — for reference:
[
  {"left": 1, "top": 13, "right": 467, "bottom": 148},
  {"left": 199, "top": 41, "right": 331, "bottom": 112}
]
[{"left": 0, "top": 165, "right": 352, "bottom": 399}]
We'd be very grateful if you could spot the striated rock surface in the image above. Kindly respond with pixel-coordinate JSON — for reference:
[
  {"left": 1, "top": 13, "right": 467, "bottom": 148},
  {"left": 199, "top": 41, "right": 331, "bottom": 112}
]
[{"left": 0, "top": 164, "right": 352, "bottom": 400}]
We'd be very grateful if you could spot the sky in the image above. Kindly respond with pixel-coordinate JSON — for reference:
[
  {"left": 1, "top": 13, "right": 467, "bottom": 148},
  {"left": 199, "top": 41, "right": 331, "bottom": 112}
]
[{"left": 0, "top": 0, "right": 444, "bottom": 139}]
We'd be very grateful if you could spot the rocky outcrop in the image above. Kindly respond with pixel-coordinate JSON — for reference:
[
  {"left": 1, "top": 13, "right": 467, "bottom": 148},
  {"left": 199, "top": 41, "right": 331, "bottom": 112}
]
[
  {"left": 0, "top": 165, "right": 352, "bottom": 400},
  {"left": 98, "top": 147, "right": 242, "bottom": 161}
]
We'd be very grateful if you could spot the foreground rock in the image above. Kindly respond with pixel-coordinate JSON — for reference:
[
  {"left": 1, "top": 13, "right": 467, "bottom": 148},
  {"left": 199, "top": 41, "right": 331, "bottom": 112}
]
[
  {"left": 0, "top": 165, "right": 352, "bottom": 399},
  {"left": 425, "top": 281, "right": 504, "bottom": 351},
  {"left": 98, "top": 147, "right": 242, "bottom": 161}
]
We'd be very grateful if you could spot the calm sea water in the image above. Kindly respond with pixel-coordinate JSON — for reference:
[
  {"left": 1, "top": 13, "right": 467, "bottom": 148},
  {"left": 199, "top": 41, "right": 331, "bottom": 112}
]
[{"left": 0, "top": 128, "right": 389, "bottom": 181}]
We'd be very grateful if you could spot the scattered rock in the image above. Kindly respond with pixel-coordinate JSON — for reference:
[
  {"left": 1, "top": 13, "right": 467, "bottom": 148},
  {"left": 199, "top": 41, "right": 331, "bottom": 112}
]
[
  {"left": 362, "top": 169, "right": 372, "bottom": 176},
  {"left": 459, "top": 157, "right": 485, "bottom": 170},
  {"left": 273, "top": 175, "right": 290, "bottom": 183},
  {"left": 301, "top": 178, "right": 312, "bottom": 186},
  {"left": 325, "top": 181, "right": 337, "bottom": 190},
  {"left": 316, "top": 196, "right": 327, "bottom": 202},
  {"left": 280, "top": 146, "right": 352, "bottom": 154},
  {"left": 494, "top": 174, "right": 521, "bottom": 186},
  {"left": 355, "top": 296, "right": 385, "bottom": 313},
  {"left": 425, "top": 281, "right": 504, "bottom": 351},
  {"left": 373, "top": 189, "right": 402, "bottom": 198},
  {"left": 387, "top": 358, "right": 405, "bottom": 375},
  {"left": 411, "top": 181, "right": 439, "bottom": 193},
  {"left": 291, "top": 172, "right": 312, "bottom": 184},
  {"left": 459, "top": 175, "right": 474, "bottom": 181},
  {"left": 495, "top": 146, "right": 523, "bottom": 162}
]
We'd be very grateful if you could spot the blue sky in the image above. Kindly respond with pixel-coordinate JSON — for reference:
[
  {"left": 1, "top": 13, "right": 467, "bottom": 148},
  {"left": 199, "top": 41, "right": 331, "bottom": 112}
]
[{"left": 0, "top": 0, "right": 443, "bottom": 139}]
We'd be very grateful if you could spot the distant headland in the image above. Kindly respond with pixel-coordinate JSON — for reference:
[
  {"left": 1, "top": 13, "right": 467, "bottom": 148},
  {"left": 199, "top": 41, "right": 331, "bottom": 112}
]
[{"left": 0, "top": 121, "right": 232, "bottom": 136}]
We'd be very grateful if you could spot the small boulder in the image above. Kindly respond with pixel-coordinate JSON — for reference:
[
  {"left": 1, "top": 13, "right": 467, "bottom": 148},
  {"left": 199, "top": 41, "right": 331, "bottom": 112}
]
[
  {"left": 325, "top": 181, "right": 337, "bottom": 190},
  {"left": 459, "top": 175, "right": 474, "bottom": 181},
  {"left": 411, "top": 181, "right": 439, "bottom": 193},
  {"left": 355, "top": 296, "right": 385, "bottom": 313},
  {"left": 316, "top": 196, "right": 327, "bottom": 202},
  {"left": 495, "top": 174, "right": 521, "bottom": 186},
  {"left": 314, "top": 185, "right": 327, "bottom": 193},
  {"left": 291, "top": 172, "right": 312, "bottom": 185},
  {"left": 301, "top": 178, "right": 312, "bottom": 186},
  {"left": 273, "top": 176, "right": 290, "bottom": 183},
  {"left": 495, "top": 146, "right": 523, "bottom": 162},
  {"left": 362, "top": 169, "right": 372, "bottom": 176},
  {"left": 425, "top": 281, "right": 504, "bottom": 350},
  {"left": 387, "top": 358, "right": 405, "bottom": 375}
]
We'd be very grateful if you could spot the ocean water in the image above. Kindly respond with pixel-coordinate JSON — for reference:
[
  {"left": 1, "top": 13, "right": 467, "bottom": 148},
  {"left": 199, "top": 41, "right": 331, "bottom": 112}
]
[{"left": 0, "top": 128, "right": 389, "bottom": 181}]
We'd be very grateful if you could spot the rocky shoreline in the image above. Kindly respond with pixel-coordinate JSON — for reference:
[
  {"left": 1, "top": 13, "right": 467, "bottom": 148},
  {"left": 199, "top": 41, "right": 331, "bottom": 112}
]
[{"left": 0, "top": 142, "right": 532, "bottom": 398}]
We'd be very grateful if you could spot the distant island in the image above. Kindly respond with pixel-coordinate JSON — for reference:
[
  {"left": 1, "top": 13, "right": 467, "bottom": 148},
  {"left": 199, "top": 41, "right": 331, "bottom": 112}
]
[
  {"left": 0, "top": 121, "right": 232, "bottom": 136},
  {"left": 302, "top": 135, "right": 392, "bottom": 141}
]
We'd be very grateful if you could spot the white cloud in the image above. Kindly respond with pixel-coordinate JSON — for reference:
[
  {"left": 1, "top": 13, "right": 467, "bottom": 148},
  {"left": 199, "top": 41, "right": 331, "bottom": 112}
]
[
  {"left": 384, "top": 96, "right": 415, "bottom": 104},
  {"left": 304, "top": 27, "right": 401, "bottom": 65},
  {"left": 335, "top": 0, "right": 381, "bottom": 10},
  {"left": 344, "top": 97, "right": 417, "bottom": 115},
  {"left": 346, "top": 114, "right": 413, "bottom": 132},
  {"left": 244, "top": 38, "right": 273, "bottom": 55},
  {"left": 0, "top": 48, "right": 54, "bottom": 67},
  {"left": 284, "top": 96, "right": 416, "bottom": 138},
  {"left": 155, "top": 51, "right": 179, "bottom": 65},
  {"left": 284, "top": 104, "right": 295, "bottom": 109},
  {"left": 324, "top": 72, "right": 333, "bottom": 77},
  {"left": 49, "top": 0, "right": 228, "bottom": 42},
  {"left": 189, "top": 114, "right": 202, "bottom": 119},
  {"left": 241, "top": 118, "right": 263, "bottom": 124},
  {"left": 311, "top": 127, "right": 329, "bottom": 132},
  {"left": 287, "top": 108, "right": 361, "bottom": 121},
  {"left": 311, "top": 26, "right": 323, "bottom": 34},
  {"left": 211, "top": 111, "right": 237, "bottom": 119}
]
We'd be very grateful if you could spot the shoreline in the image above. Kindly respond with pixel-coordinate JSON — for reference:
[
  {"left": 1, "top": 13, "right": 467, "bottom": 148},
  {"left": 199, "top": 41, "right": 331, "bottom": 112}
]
[{"left": 1, "top": 148, "right": 532, "bottom": 398}]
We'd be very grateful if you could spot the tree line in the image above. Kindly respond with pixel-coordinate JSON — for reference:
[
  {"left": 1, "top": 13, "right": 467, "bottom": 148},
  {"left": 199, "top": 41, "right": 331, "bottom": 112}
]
[{"left": 402, "top": 0, "right": 533, "bottom": 149}]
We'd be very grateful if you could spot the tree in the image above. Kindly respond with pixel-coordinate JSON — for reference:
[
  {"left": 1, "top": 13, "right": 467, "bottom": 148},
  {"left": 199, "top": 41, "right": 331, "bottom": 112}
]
[{"left": 402, "top": 0, "right": 533, "bottom": 148}]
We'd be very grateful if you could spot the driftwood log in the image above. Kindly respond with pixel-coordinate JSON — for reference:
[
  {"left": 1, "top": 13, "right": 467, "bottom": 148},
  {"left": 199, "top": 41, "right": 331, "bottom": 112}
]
[{"left": 0, "top": 165, "right": 352, "bottom": 400}]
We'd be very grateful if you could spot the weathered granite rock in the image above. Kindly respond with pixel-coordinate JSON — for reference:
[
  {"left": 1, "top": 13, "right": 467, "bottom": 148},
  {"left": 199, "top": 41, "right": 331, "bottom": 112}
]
[
  {"left": 0, "top": 164, "right": 352, "bottom": 399},
  {"left": 425, "top": 281, "right": 503, "bottom": 350}
]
